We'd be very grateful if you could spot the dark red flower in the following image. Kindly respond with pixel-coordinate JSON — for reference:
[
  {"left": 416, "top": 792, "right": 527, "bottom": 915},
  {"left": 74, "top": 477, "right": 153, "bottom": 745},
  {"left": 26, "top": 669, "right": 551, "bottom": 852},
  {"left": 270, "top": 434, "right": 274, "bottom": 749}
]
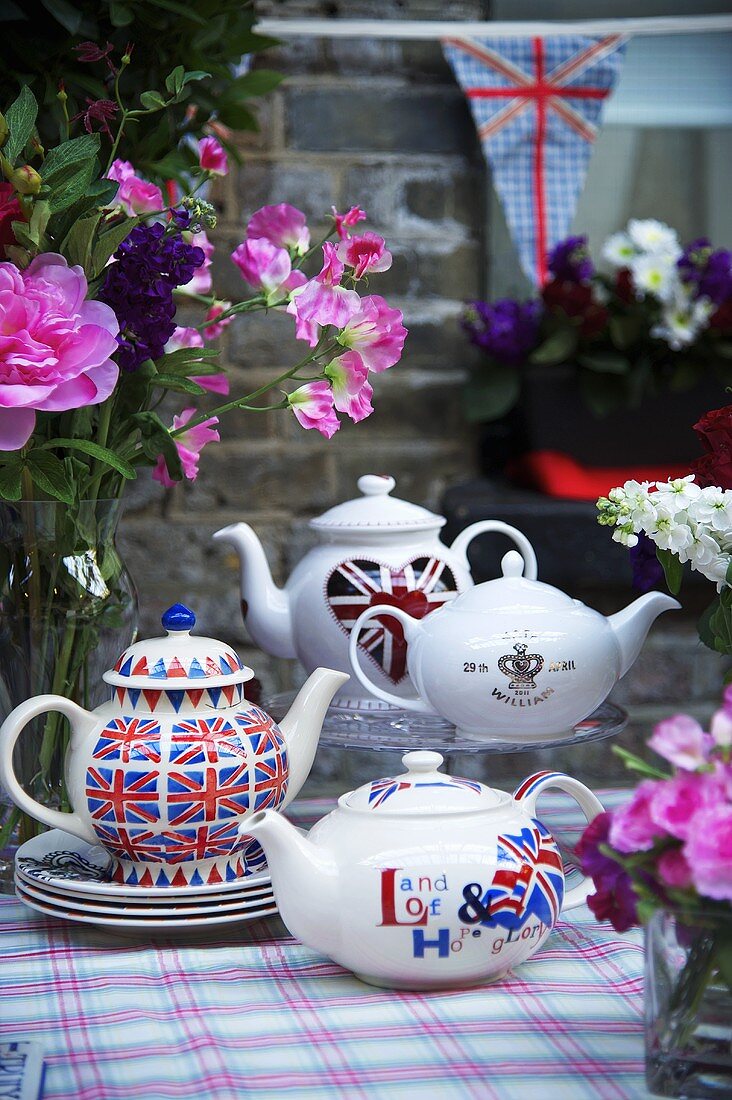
[
  {"left": 542, "top": 278, "right": 609, "bottom": 339},
  {"left": 710, "top": 300, "right": 732, "bottom": 332},
  {"left": 615, "top": 268, "right": 635, "bottom": 305},
  {"left": 0, "top": 183, "right": 25, "bottom": 261},
  {"left": 576, "top": 811, "right": 639, "bottom": 933},
  {"left": 74, "top": 41, "right": 114, "bottom": 63},
  {"left": 71, "top": 98, "right": 118, "bottom": 138},
  {"left": 691, "top": 405, "right": 732, "bottom": 489}
]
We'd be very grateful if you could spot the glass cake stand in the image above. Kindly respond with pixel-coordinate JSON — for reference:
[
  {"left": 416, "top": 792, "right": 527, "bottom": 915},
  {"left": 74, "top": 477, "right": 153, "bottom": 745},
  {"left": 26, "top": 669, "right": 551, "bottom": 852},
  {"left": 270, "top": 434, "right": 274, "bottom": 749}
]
[{"left": 266, "top": 693, "right": 628, "bottom": 755}]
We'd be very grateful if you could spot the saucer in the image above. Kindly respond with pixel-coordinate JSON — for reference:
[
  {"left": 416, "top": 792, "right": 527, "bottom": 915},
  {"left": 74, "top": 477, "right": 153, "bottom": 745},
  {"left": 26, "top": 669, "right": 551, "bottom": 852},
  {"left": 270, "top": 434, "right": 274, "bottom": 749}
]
[{"left": 16, "top": 875, "right": 275, "bottom": 918}]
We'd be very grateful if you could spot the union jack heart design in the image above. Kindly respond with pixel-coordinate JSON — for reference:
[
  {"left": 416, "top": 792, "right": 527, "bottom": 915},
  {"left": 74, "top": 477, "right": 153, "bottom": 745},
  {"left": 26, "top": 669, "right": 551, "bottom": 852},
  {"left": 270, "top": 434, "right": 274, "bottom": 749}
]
[{"left": 326, "top": 557, "right": 458, "bottom": 683}]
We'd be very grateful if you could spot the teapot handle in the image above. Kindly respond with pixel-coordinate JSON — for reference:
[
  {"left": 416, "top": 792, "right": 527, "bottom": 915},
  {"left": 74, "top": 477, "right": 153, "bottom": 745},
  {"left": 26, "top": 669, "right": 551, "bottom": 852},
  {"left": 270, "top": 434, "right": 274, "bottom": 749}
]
[
  {"left": 450, "top": 521, "right": 538, "bottom": 580},
  {"left": 348, "top": 607, "right": 434, "bottom": 712},
  {"left": 0, "top": 695, "right": 99, "bottom": 844},
  {"left": 514, "top": 770, "right": 605, "bottom": 912}
]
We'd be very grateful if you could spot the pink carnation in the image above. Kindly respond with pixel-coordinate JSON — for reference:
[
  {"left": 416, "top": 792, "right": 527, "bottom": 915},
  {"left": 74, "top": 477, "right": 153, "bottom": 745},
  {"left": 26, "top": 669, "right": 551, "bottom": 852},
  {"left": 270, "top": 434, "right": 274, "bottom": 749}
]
[
  {"left": 291, "top": 243, "right": 360, "bottom": 329},
  {"left": 287, "top": 381, "right": 339, "bottom": 439},
  {"left": 336, "top": 232, "right": 392, "bottom": 279},
  {"left": 247, "top": 204, "right": 310, "bottom": 255},
  {"left": 152, "top": 408, "right": 219, "bottom": 487},
  {"left": 107, "top": 159, "right": 164, "bottom": 217},
  {"left": 337, "top": 294, "right": 407, "bottom": 372},
  {"left": 325, "top": 351, "right": 373, "bottom": 423},
  {"left": 0, "top": 254, "right": 119, "bottom": 450},
  {"left": 198, "top": 136, "right": 228, "bottom": 177},
  {"left": 649, "top": 771, "right": 725, "bottom": 841},
  {"left": 608, "top": 780, "right": 665, "bottom": 853},
  {"left": 648, "top": 714, "right": 713, "bottom": 771},
  {"left": 684, "top": 806, "right": 732, "bottom": 901},
  {"left": 656, "top": 848, "right": 693, "bottom": 890},
  {"left": 332, "top": 205, "right": 367, "bottom": 239}
]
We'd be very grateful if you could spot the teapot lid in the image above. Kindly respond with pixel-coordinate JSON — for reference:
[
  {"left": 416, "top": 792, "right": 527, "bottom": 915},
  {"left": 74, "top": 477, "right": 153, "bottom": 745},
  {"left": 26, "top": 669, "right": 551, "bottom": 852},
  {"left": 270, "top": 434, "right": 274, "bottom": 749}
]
[
  {"left": 103, "top": 604, "right": 254, "bottom": 690},
  {"left": 310, "top": 475, "right": 445, "bottom": 534},
  {"left": 342, "top": 751, "right": 506, "bottom": 815},
  {"left": 445, "top": 550, "right": 574, "bottom": 614}
]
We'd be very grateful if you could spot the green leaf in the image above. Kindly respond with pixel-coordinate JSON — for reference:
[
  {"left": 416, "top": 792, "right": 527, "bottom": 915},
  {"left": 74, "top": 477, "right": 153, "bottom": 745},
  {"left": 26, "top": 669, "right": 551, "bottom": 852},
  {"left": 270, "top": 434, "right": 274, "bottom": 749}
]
[
  {"left": 4, "top": 85, "right": 38, "bottom": 163},
  {"left": 577, "top": 350, "right": 629, "bottom": 375},
  {"left": 655, "top": 548, "right": 684, "bottom": 596},
  {"left": 40, "top": 0, "right": 83, "bottom": 34},
  {"left": 61, "top": 213, "right": 101, "bottom": 269},
  {"left": 714, "top": 341, "right": 732, "bottom": 361},
  {"left": 528, "top": 327, "right": 577, "bottom": 366},
  {"left": 609, "top": 314, "right": 642, "bottom": 351},
  {"left": 109, "top": 0, "right": 133, "bottom": 25},
  {"left": 578, "top": 370, "right": 626, "bottom": 417},
  {"left": 153, "top": 374, "right": 207, "bottom": 395},
  {"left": 165, "top": 65, "right": 185, "bottom": 95},
  {"left": 230, "top": 69, "right": 284, "bottom": 97},
  {"left": 91, "top": 216, "right": 139, "bottom": 276},
  {"left": 40, "top": 133, "right": 100, "bottom": 185},
  {"left": 156, "top": 346, "right": 218, "bottom": 369},
  {"left": 698, "top": 589, "right": 732, "bottom": 656},
  {"left": 463, "top": 366, "right": 521, "bottom": 423},
  {"left": 48, "top": 158, "right": 97, "bottom": 213},
  {"left": 0, "top": 461, "right": 23, "bottom": 501},
  {"left": 181, "top": 70, "right": 211, "bottom": 88},
  {"left": 26, "top": 450, "right": 74, "bottom": 504},
  {"left": 139, "top": 91, "right": 167, "bottom": 111},
  {"left": 41, "top": 439, "right": 136, "bottom": 480},
  {"left": 132, "top": 411, "right": 183, "bottom": 481}
]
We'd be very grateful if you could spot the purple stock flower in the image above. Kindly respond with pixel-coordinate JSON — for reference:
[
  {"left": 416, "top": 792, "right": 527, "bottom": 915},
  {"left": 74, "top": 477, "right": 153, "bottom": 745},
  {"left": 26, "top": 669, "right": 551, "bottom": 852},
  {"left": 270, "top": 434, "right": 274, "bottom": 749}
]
[
  {"left": 629, "top": 531, "right": 665, "bottom": 593},
  {"left": 547, "top": 234, "right": 594, "bottom": 283},
  {"left": 575, "top": 812, "right": 639, "bottom": 933},
  {"left": 463, "top": 298, "right": 541, "bottom": 364},
  {"left": 678, "top": 238, "right": 732, "bottom": 305},
  {"left": 100, "top": 221, "right": 205, "bottom": 370}
]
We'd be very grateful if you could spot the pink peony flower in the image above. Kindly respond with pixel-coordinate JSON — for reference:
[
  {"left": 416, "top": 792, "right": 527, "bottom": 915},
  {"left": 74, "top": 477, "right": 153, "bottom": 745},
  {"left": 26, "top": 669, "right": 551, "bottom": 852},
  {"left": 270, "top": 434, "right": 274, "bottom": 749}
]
[
  {"left": 325, "top": 351, "right": 373, "bottom": 423},
  {"left": 179, "top": 230, "right": 214, "bottom": 296},
  {"left": 656, "top": 847, "right": 693, "bottom": 890},
  {"left": 332, "top": 205, "right": 367, "bottom": 239},
  {"left": 649, "top": 771, "right": 725, "bottom": 841},
  {"left": 231, "top": 238, "right": 305, "bottom": 303},
  {"left": 106, "top": 159, "right": 164, "bottom": 217},
  {"left": 0, "top": 254, "right": 119, "bottom": 450},
  {"left": 204, "top": 301, "right": 233, "bottom": 340},
  {"left": 287, "top": 381, "right": 339, "bottom": 439},
  {"left": 152, "top": 407, "right": 219, "bottom": 487},
  {"left": 163, "top": 327, "right": 229, "bottom": 396},
  {"left": 291, "top": 243, "right": 361, "bottom": 329},
  {"left": 198, "top": 136, "right": 228, "bottom": 177},
  {"left": 684, "top": 806, "right": 732, "bottom": 901},
  {"left": 648, "top": 714, "right": 713, "bottom": 771},
  {"left": 247, "top": 204, "right": 310, "bottom": 256},
  {"left": 336, "top": 231, "right": 392, "bottom": 279},
  {"left": 336, "top": 294, "right": 407, "bottom": 372},
  {"left": 608, "top": 780, "right": 665, "bottom": 853}
]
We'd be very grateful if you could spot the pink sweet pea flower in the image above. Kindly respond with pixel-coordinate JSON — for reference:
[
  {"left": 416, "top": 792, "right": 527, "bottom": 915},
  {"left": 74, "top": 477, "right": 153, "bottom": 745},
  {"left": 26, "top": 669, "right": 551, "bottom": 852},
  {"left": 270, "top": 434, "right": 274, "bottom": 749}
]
[
  {"left": 204, "top": 301, "right": 233, "bottom": 340},
  {"left": 152, "top": 407, "right": 219, "bottom": 487},
  {"left": 649, "top": 771, "right": 726, "bottom": 841},
  {"left": 179, "top": 230, "right": 214, "bottom": 296},
  {"left": 106, "top": 159, "right": 164, "bottom": 217},
  {"left": 608, "top": 780, "right": 665, "bottom": 853},
  {"left": 325, "top": 351, "right": 374, "bottom": 423},
  {"left": 163, "top": 328, "right": 229, "bottom": 395},
  {"left": 291, "top": 243, "right": 361, "bottom": 329},
  {"left": 332, "top": 205, "right": 367, "bottom": 239},
  {"left": 684, "top": 806, "right": 732, "bottom": 901},
  {"left": 231, "top": 238, "right": 305, "bottom": 304},
  {"left": 648, "top": 714, "right": 713, "bottom": 771},
  {"left": 198, "top": 136, "right": 228, "bottom": 177},
  {"left": 0, "top": 254, "right": 119, "bottom": 450},
  {"left": 336, "top": 232, "right": 392, "bottom": 279},
  {"left": 656, "top": 848, "right": 693, "bottom": 890},
  {"left": 287, "top": 381, "right": 340, "bottom": 438},
  {"left": 247, "top": 204, "right": 310, "bottom": 256},
  {"left": 336, "top": 294, "right": 407, "bottom": 372}
]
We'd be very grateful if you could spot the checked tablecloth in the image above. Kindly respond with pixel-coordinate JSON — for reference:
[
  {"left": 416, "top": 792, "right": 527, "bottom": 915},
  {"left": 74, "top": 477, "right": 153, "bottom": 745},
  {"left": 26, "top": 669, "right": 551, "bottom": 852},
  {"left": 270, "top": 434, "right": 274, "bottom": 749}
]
[{"left": 0, "top": 791, "right": 650, "bottom": 1100}]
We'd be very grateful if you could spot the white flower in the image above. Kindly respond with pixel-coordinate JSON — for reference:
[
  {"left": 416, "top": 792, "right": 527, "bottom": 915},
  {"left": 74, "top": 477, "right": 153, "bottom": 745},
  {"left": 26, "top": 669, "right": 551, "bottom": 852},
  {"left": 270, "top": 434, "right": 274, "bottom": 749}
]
[
  {"left": 622, "top": 480, "right": 657, "bottom": 527},
  {"left": 654, "top": 475, "right": 702, "bottom": 512},
  {"left": 602, "top": 231, "right": 635, "bottom": 269},
  {"left": 698, "top": 552, "right": 730, "bottom": 589},
  {"left": 687, "top": 530, "right": 722, "bottom": 570},
  {"left": 688, "top": 487, "right": 732, "bottom": 532},
  {"left": 651, "top": 288, "right": 714, "bottom": 350},
  {"left": 631, "top": 253, "right": 681, "bottom": 303},
  {"left": 652, "top": 506, "right": 694, "bottom": 554},
  {"left": 627, "top": 218, "right": 681, "bottom": 258},
  {"left": 612, "top": 526, "right": 639, "bottom": 548}
]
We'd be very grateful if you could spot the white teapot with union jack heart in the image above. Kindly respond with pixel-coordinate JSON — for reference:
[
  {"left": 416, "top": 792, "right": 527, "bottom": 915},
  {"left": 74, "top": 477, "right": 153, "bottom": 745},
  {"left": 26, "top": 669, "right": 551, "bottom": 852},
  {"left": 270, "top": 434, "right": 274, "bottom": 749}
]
[
  {"left": 214, "top": 474, "right": 538, "bottom": 707},
  {"left": 244, "top": 751, "right": 605, "bottom": 989},
  {"left": 0, "top": 605, "right": 347, "bottom": 887}
]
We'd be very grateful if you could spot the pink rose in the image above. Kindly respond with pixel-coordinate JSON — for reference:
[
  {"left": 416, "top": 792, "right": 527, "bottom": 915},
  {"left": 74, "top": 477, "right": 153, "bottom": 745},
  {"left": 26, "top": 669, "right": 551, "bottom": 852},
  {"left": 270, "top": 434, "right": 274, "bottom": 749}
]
[
  {"left": 287, "top": 381, "right": 339, "bottom": 438},
  {"left": 247, "top": 204, "right": 310, "bottom": 256},
  {"left": 107, "top": 159, "right": 164, "bottom": 217},
  {"left": 325, "top": 351, "right": 373, "bottom": 423},
  {"left": 336, "top": 231, "right": 392, "bottom": 279},
  {"left": 608, "top": 780, "right": 665, "bottom": 853},
  {"left": 0, "top": 254, "right": 119, "bottom": 450},
  {"left": 152, "top": 408, "right": 219, "bottom": 487},
  {"left": 291, "top": 243, "right": 361, "bottom": 329},
  {"left": 649, "top": 771, "right": 725, "bottom": 841},
  {"left": 198, "top": 136, "right": 228, "bottom": 177},
  {"left": 684, "top": 806, "right": 732, "bottom": 901},
  {"left": 231, "top": 238, "right": 305, "bottom": 303},
  {"left": 337, "top": 294, "right": 407, "bottom": 372},
  {"left": 648, "top": 714, "right": 713, "bottom": 771},
  {"left": 332, "top": 205, "right": 367, "bottom": 239},
  {"left": 656, "top": 847, "right": 693, "bottom": 890}
]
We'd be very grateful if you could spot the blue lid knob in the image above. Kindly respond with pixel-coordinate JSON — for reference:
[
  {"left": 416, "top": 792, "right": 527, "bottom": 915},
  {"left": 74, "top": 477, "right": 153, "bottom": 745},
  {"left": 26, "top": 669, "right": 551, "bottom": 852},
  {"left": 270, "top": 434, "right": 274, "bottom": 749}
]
[{"left": 162, "top": 604, "right": 196, "bottom": 632}]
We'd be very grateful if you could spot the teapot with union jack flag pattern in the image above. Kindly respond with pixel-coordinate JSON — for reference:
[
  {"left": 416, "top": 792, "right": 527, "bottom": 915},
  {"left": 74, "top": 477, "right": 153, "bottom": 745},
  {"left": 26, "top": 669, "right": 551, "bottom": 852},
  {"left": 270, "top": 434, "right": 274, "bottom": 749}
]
[
  {"left": 244, "top": 750, "right": 605, "bottom": 989},
  {"left": 0, "top": 604, "right": 347, "bottom": 888},
  {"left": 214, "top": 474, "right": 538, "bottom": 708}
]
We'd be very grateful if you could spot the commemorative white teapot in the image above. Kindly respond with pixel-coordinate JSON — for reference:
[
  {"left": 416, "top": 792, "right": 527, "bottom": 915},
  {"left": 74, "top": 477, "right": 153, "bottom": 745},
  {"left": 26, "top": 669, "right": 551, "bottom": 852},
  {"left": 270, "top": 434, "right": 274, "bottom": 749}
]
[
  {"left": 245, "top": 750, "right": 605, "bottom": 989},
  {"left": 214, "top": 474, "right": 537, "bottom": 706},
  {"left": 349, "top": 550, "right": 679, "bottom": 740}
]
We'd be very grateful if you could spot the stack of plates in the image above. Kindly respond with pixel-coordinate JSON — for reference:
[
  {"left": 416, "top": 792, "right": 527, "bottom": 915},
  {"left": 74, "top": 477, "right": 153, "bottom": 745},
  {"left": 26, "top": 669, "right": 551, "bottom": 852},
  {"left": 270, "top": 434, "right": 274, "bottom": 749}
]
[{"left": 15, "top": 829, "right": 277, "bottom": 932}]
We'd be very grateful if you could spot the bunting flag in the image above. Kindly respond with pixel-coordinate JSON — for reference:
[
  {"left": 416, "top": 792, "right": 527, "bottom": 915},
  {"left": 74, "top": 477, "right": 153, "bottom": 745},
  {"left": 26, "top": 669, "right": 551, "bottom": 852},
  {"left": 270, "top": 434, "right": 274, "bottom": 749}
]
[{"left": 443, "top": 35, "right": 626, "bottom": 286}]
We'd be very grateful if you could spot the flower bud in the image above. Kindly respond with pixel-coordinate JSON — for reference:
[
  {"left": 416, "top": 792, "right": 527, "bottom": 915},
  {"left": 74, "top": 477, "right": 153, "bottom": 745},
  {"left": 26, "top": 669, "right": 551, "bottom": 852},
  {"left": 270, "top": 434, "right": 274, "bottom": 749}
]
[
  {"left": 10, "top": 165, "right": 42, "bottom": 195},
  {"left": 0, "top": 113, "right": 8, "bottom": 149}
]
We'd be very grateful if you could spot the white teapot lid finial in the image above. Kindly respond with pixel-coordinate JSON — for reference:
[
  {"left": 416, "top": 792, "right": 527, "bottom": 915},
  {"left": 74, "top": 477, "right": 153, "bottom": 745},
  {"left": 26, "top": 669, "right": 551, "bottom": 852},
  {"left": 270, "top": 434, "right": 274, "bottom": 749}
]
[{"left": 310, "top": 474, "right": 445, "bottom": 534}]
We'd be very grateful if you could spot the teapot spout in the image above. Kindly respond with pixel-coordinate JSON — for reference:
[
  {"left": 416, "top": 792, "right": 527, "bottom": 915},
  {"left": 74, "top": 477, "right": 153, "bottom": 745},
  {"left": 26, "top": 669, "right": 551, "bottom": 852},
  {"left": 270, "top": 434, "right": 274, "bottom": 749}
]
[
  {"left": 608, "top": 591, "right": 681, "bottom": 678},
  {"left": 244, "top": 810, "right": 339, "bottom": 951},
  {"left": 213, "top": 522, "right": 295, "bottom": 658},
  {"left": 279, "top": 668, "right": 349, "bottom": 806}
]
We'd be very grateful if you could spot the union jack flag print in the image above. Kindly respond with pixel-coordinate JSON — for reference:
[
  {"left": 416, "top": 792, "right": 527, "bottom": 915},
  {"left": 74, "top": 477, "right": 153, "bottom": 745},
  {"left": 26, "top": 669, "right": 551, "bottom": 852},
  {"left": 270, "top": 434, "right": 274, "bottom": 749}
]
[
  {"left": 167, "top": 763, "right": 250, "bottom": 825},
  {"left": 234, "top": 706, "right": 285, "bottom": 757},
  {"left": 253, "top": 752, "right": 289, "bottom": 810},
  {"left": 170, "top": 717, "right": 240, "bottom": 765},
  {"left": 92, "top": 718, "right": 161, "bottom": 764},
  {"left": 161, "top": 822, "right": 244, "bottom": 864},
  {"left": 485, "top": 821, "right": 564, "bottom": 930},
  {"left": 367, "top": 778, "right": 412, "bottom": 807},
  {"left": 85, "top": 767, "right": 160, "bottom": 826},
  {"left": 443, "top": 35, "right": 625, "bottom": 285},
  {"left": 327, "top": 557, "right": 457, "bottom": 683},
  {"left": 93, "top": 824, "right": 165, "bottom": 863}
]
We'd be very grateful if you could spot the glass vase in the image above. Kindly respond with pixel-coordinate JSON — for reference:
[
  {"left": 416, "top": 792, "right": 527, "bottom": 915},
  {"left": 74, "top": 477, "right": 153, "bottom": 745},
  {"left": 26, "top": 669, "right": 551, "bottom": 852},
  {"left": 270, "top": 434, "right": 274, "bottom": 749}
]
[
  {"left": 645, "top": 907, "right": 732, "bottom": 1098},
  {"left": 0, "top": 499, "right": 138, "bottom": 892}
]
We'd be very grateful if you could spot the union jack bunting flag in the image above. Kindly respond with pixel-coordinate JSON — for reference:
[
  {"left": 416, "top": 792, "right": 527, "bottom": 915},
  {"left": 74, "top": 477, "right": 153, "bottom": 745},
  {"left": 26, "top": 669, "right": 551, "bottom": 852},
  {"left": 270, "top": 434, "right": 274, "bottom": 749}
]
[
  {"left": 486, "top": 821, "right": 564, "bottom": 930},
  {"left": 442, "top": 35, "right": 626, "bottom": 285},
  {"left": 326, "top": 557, "right": 457, "bottom": 684}
]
